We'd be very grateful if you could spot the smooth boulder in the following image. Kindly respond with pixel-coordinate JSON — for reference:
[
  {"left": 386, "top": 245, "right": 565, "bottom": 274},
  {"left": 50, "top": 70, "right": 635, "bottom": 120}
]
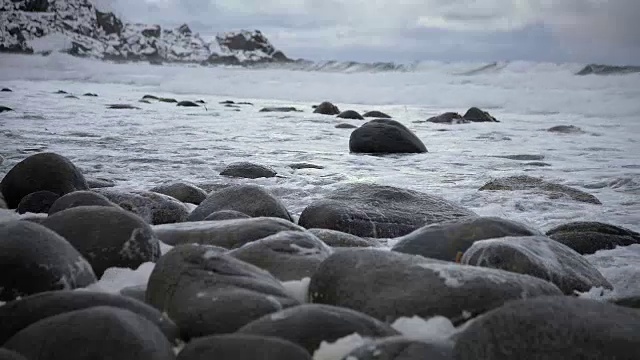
[
  {"left": 425, "top": 112, "right": 466, "bottom": 124},
  {"left": 342, "top": 337, "right": 453, "bottom": 360},
  {"left": 95, "top": 188, "right": 190, "bottom": 224},
  {"left": 176, "top": 334, "right": 312, "bottom": 360},
  {"left": 309, "top": 228, "right": 379, "bottom": 247},
  {"left": 203, "top": 209, "right": 251, "bottom": 221},
  {"left": 16, "top": 190, "right": 59, "bottom": 214},
  {"left": 362, "top": 110, "right": 391, "bottom": 118},
  {"left": 219, "top": 162, "right": 277, "bottom": 179},
  {"left": 150, "top": 182, "right": 207, "bottom": 205},
  {"left": 547, "top": 125, "right": 584, "bottom": 134},
  {"left": 313, "top": 101, "right": 340, "bottom": 115},
  {"left": 335, "top": 123, "right": 358, "bottom": 129},
  {"left": 176, "top": 101, "right": 199, "bottom": 107},
  {"left": 259, "top": 107, "right": 300, "bottom": 112},
  {"left": 337, "top": 110, "right": 364, "bottom": 120},
  {"left": 546, "top": 221, "right": 640, "bottom": 255},
  {"left": 462, "top": 107, "right": 498, "bottom": 122},
  {"left": 350, "top": 119, "right": 427, "bottom": 154},
  {"left": 479, "top": 175, "right": 601, "bottom": 204},
  {"left": 48, "top": 190, "right": 116, "bottom": 215}
]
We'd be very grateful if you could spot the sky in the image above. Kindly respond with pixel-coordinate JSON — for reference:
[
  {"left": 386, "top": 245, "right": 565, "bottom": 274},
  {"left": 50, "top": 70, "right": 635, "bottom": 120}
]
[{"left": 96, "top": 0, "right": 640, "bottom": 65}]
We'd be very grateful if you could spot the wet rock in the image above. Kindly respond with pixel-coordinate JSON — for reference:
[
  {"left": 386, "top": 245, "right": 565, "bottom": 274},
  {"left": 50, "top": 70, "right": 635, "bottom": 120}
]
[
  {"left": 86, "top": 177, "right": 116, "bottom": 188},
  {"left": 142, "top": 94, "right": 159, "bottom": 100},
  {"left": 426, "top": 112, "right": 466, "bottom": 124},
  {"left": 153, "top": 217, "right": 304, "bottom": 248},
  {"left": 3, "top": 306, "right": 175, "bottom": 360},
  {"left": 158, "top": 97, "right": 178, "bottom": 103},
  {"left": 342, "top": 337, "right": 454, "bottom": 360},
  {"left": 176, "top": 334, "right": 312, "bottom": 360},
  {"left": 289, "top": 162, "right": 324, "bottom": 170},
  {"left": 259, "top": 107, "right": 301, "bottom": 112},
  {"left": 238, "top": 304, "right": 399, "bottom": 354},
  {"left": 0, "top": 88, "right": 12, "bottom": 92},
  {"left": 83, "top": 92, "right": 98, "bottom": 97},
  {"left": 494, "top": 154, "right": 545, "bottom": 161},
  {"left": 0, "top": 290, "right": 179, "bottom": 344},
  {"left": 48, "top": 190, "right": 116, "bottom": 215},
  {"left": 146, "top": 244, "right": 299, "bottom": 338},
  {"left": 462, "top": 107, "right": 498, "bottom": 122},
  {"left": 220, "top": 100, "right": 235, "bottom": 104},
  {"left": 120, "top": 285, "right": 147, "bottom": 303},
  {"left": 229, "top": 231, "right": 333, "bottom": 281},
  {"left": 309, "top": 249, "right": 562, "bottom": 324},
  {"left": 220, "top": 162, "right": 277, "bottom": 179},
  {"left": 612, "top": 296, "right": 640, "bottom": 309},
  {"left": 337, "top": 110, "right": 364, "bottom": 120},
  {"left": 335, "top": 123, "right": 358, "bottom": 129},
  {"left": 0, "top": 349, "right": 26, "bottom": 360},
  {"left": 547, "top": 125, "right": 584, "bottom": 134},
  {"left": 188, "top": 185, "right": 292, "bottom": 222},
  {"left": 479, "top": 175, "right": 601, "bottom": 204},
  {"left": 0, "top": 106, "right": 13, "bottom": 113},
  {"left": 176, "top": 100, "right": 199, "bottom": 107},
  {"left": 545, "top": 221, "right": 640, "bottom": 255},
  {"left": 313, "top": 101, "right": 340, "bottom": 115},
  {"left": 139, "top": 99, "right": 152, "bottom": 103},
  {"left": 94, "top": 188, "right": 190, "bottom": 225},
  {"left": 308, "top": 228, "right": 379, "bottom": 248},
  {"left": 392, "top": 217, "right": 539, "bottom": 261},
  {"left": 0, "top": 221, "right": 96, "bottom": 301},
  {"left": 195, "top": 99, "right": 206, "bottom": 104},
  {"left": 298, "top": 183, "right": 476, "bottom": 238},
  {"left": 16, "top": 190, "right": 59, "bottom": 214},
  {"left": 54, "top": 90, "right": 68, "bottom": 94},
  {"left": 40, "top": 206, "right": 160, "bottom": 277},
  {"left": 462, "top": 235, "right": 612, "bottom": 295},
  {"left": 525, "top": 162, "right": 551, "bottom": 167},
  {"left": 362, "top": 110, "right": 391, "bottom": 118},
  {"left": 150, "top": 182, "right": 207, "bottom": 205},
  {"left": 0, "top": 152, "right": 88, "bottom": 209},
  {"left": 203, "top": 210, "right": 251, "bottom": 221},
  {"left": 453, "top": 296, "right": 640, "bottom": 360},
  {"left": 350, "top": 119, "right": 427, "bottom": 154},
  {"left": 106, "top": 103, "right": 140, "bottom": 109}
]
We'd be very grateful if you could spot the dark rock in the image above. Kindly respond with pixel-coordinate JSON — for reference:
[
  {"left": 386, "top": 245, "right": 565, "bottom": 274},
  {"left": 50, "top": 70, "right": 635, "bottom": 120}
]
[
  {"left": 0, "top": 290, "right": 179, "bottom": 345},
  {"left": 337, "top": 110, "right": 364, "bottom": 120},
  {"left": 576, "top": 64, "right": 640, "bottom": 76},
  {"left": 219, "top": 100, "right": 235, "bottom": 104},
  {"left": 0, "top": 349, "right": 26, "bottom": 360},
  {"left": 545, "top": 221, "right": 640, "bottom": 255},
  {"left": 313, "top": 101, "right": 340, "bottom": 115},
  {"left": 203, "top": 210, "right": 251, "bottom": 221},
  {"left": 158, "top": 98, "right": 178, "bottom": 103},
  {"left": 612, "top": 296, "right": 640, "bottom": 309},
  {"left": 139, "top": 99, "right": 152, "bottom": 104},
  {"left": 238, "top": 304, "right": 399, "bottom": 354},
  {"left": 335, "top": 123, "right": 358, "bottom": 129},
  {"left": 40, "top": 206, "right": 160, "bottom": 277},
  {"left": 153, "top": 217, "right": 304, "bottom": 248},
  {"left": 48, "top": 190, "right": 116, "bottom": 215},
  {"left": 259, "top": 107, "right": 301, "bottom": 112},
  {"left": 54, "top": 90, "right": 68, "bottom": 94},
  {"left": 176, "top": 101, "right": 200, "bottom": 107},
  {"left": 462, "top": 235, "right": 612, "bottom": 295},
  {"left": 309, "top": 249, "right": 562, "bottom": 324},
  {"left": 3, "top": 306, "right": 175, "bottom": 360},
  {"left": 525, "top": 162, "right": 551, "bottom": 167},
  {"left": 494, "top": 154, "right": 545, "bottom": 161},
  {"left": 547, "top": 125, "right": 585, "bottom": 134},
  {"left": 82, "top": 92, "right": 98, "bottom": 97},
  {"left": 195, "top": 100, "right": 206, "bottom": 104},
  {"left": 479, "top": 175, "right": 601, "bottom": 204},
  {"left": 349, "top": 119, "right": 427, "bottom": 154},
  {"left": 16, "top": 190, "right": 59, "bottom": 214},
  {"left": 119, "top": 285, "right": 147, "bottom": 303},
  {"left": 94, "top": 188, "right": 190, "bottom": 225},
  {"left": 187, "top": 185, "right": 292, "bottom": 222},
  {"left": 106, "top": 103, "right": 140, "bottom": 109},
  {"left": 176, "top": 334, "right": 312, "bottom": 360},
  {"left": 362, "top": 110, "right": 391, "bottom": 118},
  {"left": 220, "top": 162, "right": 277, "bottom": 179},
  {"left": 0, "top": 106, "right": 13, "bottom": 113},
  {"left": 462, "top": 107, "right": 498, "bottom": 122},
  {"left": 146, "top": 244, "right": 299, "bottom": 338},
  {"left": 0, "top": 221, "right": 96, "bottom": 301},
  {"left": 289, "top": 163, "right": 324, "bottom": 170},
  {"left": 453, "top": 296, "right": 640, "bottom": 360},
  {"left": 64, "top": 95, "right": 79, "bottom": 99},
  {"left": 0, "top": 88, "right": 12, "bottom": 92},
  {"left": 0, "top": 152, "right": 88, "bottom": 209},
  {"left": 298, "top": 183, "right": 476, "bottom": 238},
  {"left": 142, "top": 95, "right": 159, "bottom": 100},
  {"left": 392, "top": 217, "right": 539, "bottom": 261},
  {"left": 141, "top": 26, "right": 161, "bottom": 38},
  {"left": 150, "top": 182, "right": 207, "bottom": 205},
  {"left": 426, "top": 112, "right": 467, "bottom": 124},
  {"left": 343, "top": 337, "right": 454, "bottom": 360},
  {"left": 95, "top": 10, "right": 123, "bottom": 35},
  {"left": 308, "top": 228, "right": 379, "bottom": 248}
]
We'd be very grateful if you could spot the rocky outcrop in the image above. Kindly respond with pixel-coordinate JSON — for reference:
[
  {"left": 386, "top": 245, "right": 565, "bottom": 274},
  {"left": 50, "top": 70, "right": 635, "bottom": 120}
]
[
  {"left": 0, "top": 0, "right": 290, "bottom": 65},
  {"left": 576, "top": 64, "right": 640, "bottom": 76}
]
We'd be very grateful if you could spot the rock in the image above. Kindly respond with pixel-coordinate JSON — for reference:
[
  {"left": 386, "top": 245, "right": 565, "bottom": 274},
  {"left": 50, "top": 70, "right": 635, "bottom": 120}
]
[
  {"left": 54, "top": 90, "right": 68, "bottom": 94},
  {"left": 220, "top": 162, "right": 277, "bottom": 179},
  {"left": 106, "top": 103, "right": 140, "bottom": 109},
  {"left": 494, "top": 154, "right": 545, "bottom": 161},
  {"left": 146, "top": 244, "right": 299, "bottom": 338},
  {"left": 0, "top": 155, "right": 3, "bottom": 165},
  {"left": 16, "top": 190, "right": 59, "bottom": 214},
  {"left": 342, "top": 337, "right": 453, "bottom": 360},
  {"left": 309, "top": 249, "right": 562, "bottom": 324},
  {"left": 576, "top": 64, "right": 640, "bottom": 76},
  {"left": 349, "top": 119, "right": 427, "bottom": 154},
  {"left": 337, "top": 110, "right": 364, "bottom": 120},
  {"left": 426, "top": 112, "right": 466, "bottom": 124},
  {"left": 158, "top": 98, "right": 178, "bottom": 103},
  {"left": 0, "top": 88, "right": 12, "bottom": 92},
  {"left": 83, "top": 92, "right": 98, "bottom": 97},
  {"left": 479, "top": 175, "right": 601, "bottom": 204},
  {"left": 150, "top": 182, "right": 207, "bottom": 205},
  {"left": 547, "top": 125, "right": 584, "bottom": 134},
  {"left": 545, "top": 221, "right": 640, "bottom": 255},
  {"left": 0, "top": 290, "right": 179, "bottom": 344},
  {"left": 362, "top": 110, "right": 391, "bottom": 118},
  {"left": 313, "top": 101, "right": 340, "bottom": 115},
  {"left": 0, "top": 152, "right": 88, "bottom": 209},
  {"left": 139, "top": 99, "right": 152, "bottom": 103},
  {"left": 176, "top": 100, "right": 199, "bottom": 107},
  {"left": 0, "top": 221, "right": 96, "bottom": 301},
  {"left": 203, "top": 210, "right": 251, "bottom": 221},
  {"left": 142, "top": 95, "right": 159, "bottom": 100},
  {"left": 289, "top": 163, "right": 324, "bottom": 170},
  {"left": 48, "top": 190, "right": 116, "bottom": 215},
  {"left": 86, "top": 177, "right": 116, "bottom": 188},
  {"left": 335, "top": 123, "right": 358, "bottom": 129},
  {"left": 0, "top": 349, "right": 26, "bottom": 360},
  {"left": 453, "top": 296, "right": 640, "bottom": 360},
  {"left": 462, "top": 107, "right": 498, "bottom": 122},
  {"left": 187, "top": 185, "right": 292, "bottom": 222},
  {"left": 153, "top": 217, "right": 304, "bottom": 248},
  {"left": 462, "top": 236, "right": 612, "bottom": 295},
  {"left": 3, "top": 306, "right": 175, "bottom": 360},
  {"left": 298, "top": 183, "right": 476, "bottom": 238},
  {"left": 392, "top": 217, "right": 539, "bottom": 261},
  {"left": 612, "top": 296, "right": 640, "bottom": 309},
  {"left": 308, "top": 228, "right": 379, "bottom": 248},
  {"left": 119, "top": 285, "right": 147, "bottom": 303},
  {"left": 0, "top": 106, "right": 13, "bottom": 113},
  {"left": 94, "top": 188, "right": 190, "bottom": 224},
  {"left": 229, "top": 231, "right": 333, "bottom": 281},
  {"left": 176, "top": 334, "right": 312, "bottom": 360},
  {"left": 40, "top": 206, "right": 160, "bottom": 277},
  {"left": 259, "top": 107, "right": 301, "bottom": 112},
  {"left": 238, "top": 304, "right": 399, "bottom": 354}
]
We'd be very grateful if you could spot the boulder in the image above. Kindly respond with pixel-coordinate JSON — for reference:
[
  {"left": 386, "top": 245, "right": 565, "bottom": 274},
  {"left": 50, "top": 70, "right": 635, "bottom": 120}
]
[
  {"left": 392, "top": 217, "right": 539, "bottom": 261},
  {"left": 259, "top": 107, "right": 301, "bottom": 112},
  {"left": 0, "top": 88, "right": 12, "bottom": 92},
  {"left": 362, "top": 110, "right": 391, "bottom": 118},
  {"left": 176, "top": 101, "right": 199, "bottom": 107},
  {"left": 106, "top": 103, "right": 140, "bottom": 109},
  {"left": 342, "top": 337, "right": 453, "bottom": 360},
  {"left": 0, "top": 107, "right": 13, "bottom": 113},
  {"left": 425, "top": 112, "right": 466, "bottom": 124},
  {"left": 309, "top": 249, "right": 562, "bottom": 324},
  {"left": 335, "top": 123, "right": 358, "bottom": 129},
  {"left": 0, "top": 349, "right": 26, "bottom": 360},
  {"left": 238, "top": 304, "right": 399, "bottom": 354},
  {"left": 3, "top": 306, "right": 175, "bottom": 360},
  {"left": 119, "top": 285, "right": 147, "bottom": 303},
  {"left": 85, "top": 177, "right": 116, "bottom": 188},
  {"left": 48, "top": 190, "right": 116, "bottom": 215},
  {"left": 94, "top": 188, "right": 190, "bottom": 224},
  {"left": 288, "top": 163, "right": 325, "bottom": 170},
  {"left": 349, "top": 119, "right": 427, "bottom": 154},
  {"left": 158, "top": 98, "right": 178, "bottom": 103},
  {"left": 479, "top": 175, "right": 601, "bottom": 204},
  {"left": 547, "top": 125, "right": 585, "bottom": 134},
  {"left": 308, "top": 228, "right": 379, "bottom": 248},
  {"left": 203, "top": 210, "right": 251, "bottom": 221},
  {"left": 453, "top": 296, "right": 640, "bottom": 360},
  {"left": 40, "top": 206, "right": 160, "bottom": 277},
  {"left": 313, "top": 101, "right": 340, "bottom": 115},
  {"left": 0, "top": 152, "right": 88, "bottom": 209},
  {"left": 545, "top": 221, "right": 640, "bottom": 255},
  {"left": 461, "top": 236, "right": 612, "bottom": 295},
  {"left": 16, "top": 190, "right": 59, "bottom": 214},
  {"left": 219, "top": 162, "right": 277, "bottom": 179},
  {"left": 0, "top": 221, "right": 96, "bottom": 301},
  {"left": 150, "top": 182, "right": 207, "bottom": 205},
  {"left": 176, "top": 334, "right": 312, "bottom": 360},
  {"left": 462, "top": 107, "right": 498, "bottom": 122},
  {"left": 82, "top": 92, "right": 98, "bottom": 97},
  {"left": 187, "top": 185, "right": 292, "bottom": 222},
  {"left": 337, "top": 110, "right": 364, "bottom": 120},
  {"left": 298, "top": 183, "right": 476, "bottom": 238},
  {"left": 153, "top": 217, "right": 304, "bottom": 248}
]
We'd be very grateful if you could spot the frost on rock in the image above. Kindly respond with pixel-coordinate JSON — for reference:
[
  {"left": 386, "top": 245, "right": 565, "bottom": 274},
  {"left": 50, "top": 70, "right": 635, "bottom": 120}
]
[{"left": 0, "top": 0, "right": 289, "bottom": 65}]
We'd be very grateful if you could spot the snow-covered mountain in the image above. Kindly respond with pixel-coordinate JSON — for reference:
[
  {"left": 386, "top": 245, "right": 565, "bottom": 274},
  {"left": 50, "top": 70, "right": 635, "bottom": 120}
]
[{"left": 0, "top": 0, "right": 290, "bottom": 65}]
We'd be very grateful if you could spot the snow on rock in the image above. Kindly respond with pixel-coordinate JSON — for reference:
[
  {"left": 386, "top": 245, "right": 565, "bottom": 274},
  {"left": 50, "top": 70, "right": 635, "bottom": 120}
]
[{"left": 0, "top": 0, "right": 290, "bottom": 65}]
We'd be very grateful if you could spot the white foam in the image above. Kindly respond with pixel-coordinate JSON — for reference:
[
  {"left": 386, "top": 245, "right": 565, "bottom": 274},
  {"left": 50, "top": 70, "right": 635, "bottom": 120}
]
[
  {"left": 313, "top": 333, "right": 368, "bottom": 360},
  {"left": 582, "top": 244, "right": 640, "bottom": 300},
  {"left": 85, "top": 262, "right": 155, "bottom": 294},
  {"left": 281, "top": 277, "right": 310, "bottom": 303},
  {"left": 391, "top": 315, "right": 458, "bottom": 345}
]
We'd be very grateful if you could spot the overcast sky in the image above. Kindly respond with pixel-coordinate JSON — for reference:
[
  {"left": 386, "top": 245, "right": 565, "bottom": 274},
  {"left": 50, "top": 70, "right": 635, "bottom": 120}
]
[{"left": 97, "top": 0, "right": 640, "bottom": 65}]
